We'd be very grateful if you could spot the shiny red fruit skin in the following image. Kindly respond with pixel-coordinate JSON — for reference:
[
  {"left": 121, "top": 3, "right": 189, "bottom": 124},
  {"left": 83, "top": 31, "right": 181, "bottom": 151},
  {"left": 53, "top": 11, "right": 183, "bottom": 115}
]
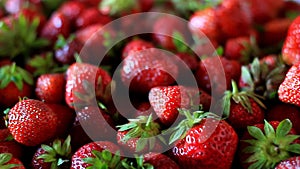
[
  {"left": 58, "top": 1, "right": 86, "bottom": 26},
  {"left": 144, "top": 152, "right": 180, "bottom": 169},
  {"left": 55, "top": 38, "right": 83, "bottom": 64},
  {"left": 171, "top": 119, "right": 238, "bottom": 169},
  {"left": 275, "top": 156, "right": 300, "bottom": 169},
  {"left": 75, "top": 8, "right": 111, "bottom": 30},
  {"left": 122, "top": 39, "right": 154, "bottom": 60}
]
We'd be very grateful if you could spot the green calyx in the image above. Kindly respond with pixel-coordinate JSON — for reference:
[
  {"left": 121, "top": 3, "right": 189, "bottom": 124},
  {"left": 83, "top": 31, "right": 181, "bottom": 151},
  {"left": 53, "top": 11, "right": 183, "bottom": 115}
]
[
  {"left": 240, "top": 36, "right": 260, "bottom": 64},
  {"left": 0, "top": 153, "right": 21, "bottom": 169},
  {"left": 37, "top": 135, "right": 72, "bottom": 169},
  {"left": 117, "top": 114, "right": 165, "bottom": 152},
  {"left": 222, "top": 80, "right": 266, "bottom": 118},
  {"left": 121, "top": 155, "right": 153, "bottom": 169},
  {"left": 0, "top": 14, "right": 49, "bottom": 58},
  {"left": 0, "top": 63, "right": 33, "bottom": 90},
  {"left": 54, "top": 34, "right": 75, "bottom": 50},
  {"left": 171, "top": 0, "right": 221, "bottom": 16},
  {"left": 242, "top": 119, "right": 300, "bottom": 169},
  {"left": 164, "top": 109, "right": 219, "bottom": 144},
  {"left": 99, "top": 0, "right": 137, "bottom": 16},
  {"left": 82, "top": 150, "right": 123, "bottom": 169}
]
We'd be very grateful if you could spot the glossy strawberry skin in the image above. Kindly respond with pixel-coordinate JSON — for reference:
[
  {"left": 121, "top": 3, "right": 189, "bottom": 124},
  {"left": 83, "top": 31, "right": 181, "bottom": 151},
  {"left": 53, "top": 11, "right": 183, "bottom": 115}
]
[
  {"left": 75, "top": 24, "right": 102, "bottom": 45},
  {"left": 282, "top": 16, "right": 300, "bottom": 65},
  {"left": 6, "top": 157, "right": 25, "bottom": 169},
  {"left": 275, "top": 156, "right": 300, "bottom": 168},
  {"left": 144, "top": 152, "right": 180, "bottom": 169},
  {"left": 58, "top": 1, "right": 86, "bottom": 27},
  {"left": 8, "top": 99, "right": 58, "bottom": 146},
  {"left": 122, "top": 39, "right": 154, "bottom": 60},
  {"left": 224, "top": 36, "right": 251, "bottom": 62},
  {"left": 0, "top": 129, "right": 24, "bottom": 159},
  {"left": 278, "top": 63, "right": 300, "bottom": 106},
  {"left": 55, "top": 38, "right": 83, "bottom": 64},
  {"left": 35, "top": 73, "right": 66, "bottom": 104},
  {"left": 171, "top": 119, "right": 238, "bottom": 169},
  {"left": 71, "top": 141, "right": 120, "bottom": 169},
  {"left": 75, "top": 8, "right": 111, "bottom": 30},
  {"left": 31, "top": 148, "right": 51, "bottom": 169}
]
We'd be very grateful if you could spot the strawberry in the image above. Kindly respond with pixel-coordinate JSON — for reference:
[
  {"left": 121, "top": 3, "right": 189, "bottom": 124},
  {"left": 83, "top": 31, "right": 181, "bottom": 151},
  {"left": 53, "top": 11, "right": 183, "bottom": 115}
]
[
  {"left": 35, "top": 73, "right": 66, "bottom": 104},
  {"left": 275, "top": 156, "right": 300, "bottom": 168},
  {"left": 278, "top": 63, "right": 300, "bottom": 106},
  {"left": 31, "top": 136, "right": 72, "bottom": 169},
  {"left": 0, "top": 153, "right": 25, "bottom": 169},
  {"left": 71, "top": 141, "right": 122, "bottom": 169},
  {"left": 122, "top": 39, "right": 154, "bottom": 60},
  {"left": 40, "top": 11, "right": 71, "bottom": 45},
  {"left": 0, "top": 63, "right": 33, "bottom": 107},
  {"left": 239, "top": 119, "right": 300, "bottom": 169},
  {"left": 69, "top": 120, "right": 92, "bottom": 151},
  {"left": 222, "top": 81, "right": 265, "bottom": 130},
  {"left": 121, "top": 48, "right": 178, "bottom": 94},
  {"left": 168, "top": 110, "right": 238, "bottom": 169},
  {"left": 14, "top": 8, "right": 46, "bottom": 32},
  {"left": 175, "top": 52, "right": 198, "bottom": 72},
  {"left": 74, "top": 24, "right": 103, "bottom": 45},
  {"left": 57, "top": 1, "right": 86, "bottom": 27},
  {"left": 282, "top": 16, "right": 300, "bottom": 65},
  {"left": 134, "top": 102, "right": 155, "bottom": 118},
  {"left": 73, "top": 0, "right": 101, "bottom": 7},
  {"left": 0, "top": 129, "right": 23, "bottom": 159},
  {"left": 117, "top": 115, "right": 164, "bottom": 154},
  {"left": 75, "top": 8, "right": 111, "bottom": 30},
  {"left": 7, "top": 99, "right": 58, "bottom": 146},
  {"left": 267, "top": 103, "right": 300, "bottom": 134},
  {"left": 65, "top": 62, "right": 112, "bottom": 109}
]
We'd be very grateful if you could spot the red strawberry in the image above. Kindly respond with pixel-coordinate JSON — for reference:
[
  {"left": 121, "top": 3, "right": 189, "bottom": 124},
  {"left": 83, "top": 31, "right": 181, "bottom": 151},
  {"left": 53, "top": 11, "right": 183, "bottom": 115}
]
[
  {"left": 278, "top": 63, "right": 300, "bottom": 106},
  {"left": 73, "top": 0, "right": 101, "bottom": 7},
  {"left": 275, "top": 156, "right": 300, "bottom": 168},
  {"left": 65, "top": 62, "right": 112, "bottom": 109},
  {"left": 57, "top": 1, "right": 86, "bottom": 27},
  {"left": 31, "top": 136, "right": 72, "bottom": 169},
  {"left": 0, "top": 63, "right": 33, "bottom": 107},
  {"left": 40, "top": 11, "right": 71, "bottom": 45},
  {"left": 7, "top": 99, "right": 58, "bottom": 146},
  {"left": 239, "top": 119, "right": 300, "bottom": 169},
  {"left": 75, "top": 24, "right": 102, "bottom": 45},
  {"left": 0, "top": 129, "right": 23, "bottom": 159},
  {"left": 282, "top": 16, "right": 300, "bottom": 65},
  {"left": 71, "top": 141, "right": 122, "bottom": 169},
  {"left": 0, "top": 153, "right": 25, "bottom": 169},
  {"left": 69, "top": 120, "right": 92, "bottom": 151},
  {"left": 121, "top": 39, "right": 154, "bottom": 60},
  {"left": 75, "top": 8, "right": 111, "bottom": 30},
  {"left": 121, "top": 48, "right": 178, "bottom": 94},
  {"left": 168, "top": 111, "right": 238, "bottom": 169},
  {"left": 134, "top": 102, "right": 155, "bottom": 118},
  {"left": 267, "top": 103, "right": 300, "bottom": 134},
  {"left": 35, "top": 73, "right": 66, "bottom": 104},
  {"left": 175, "top": 52, "right": 198, "bottom": 71}
]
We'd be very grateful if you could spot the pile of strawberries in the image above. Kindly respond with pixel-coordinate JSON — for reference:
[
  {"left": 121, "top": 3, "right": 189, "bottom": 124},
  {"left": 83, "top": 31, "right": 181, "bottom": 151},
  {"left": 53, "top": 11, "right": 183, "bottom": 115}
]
[{"left": 0, "top": 0, "right": 300, "bottom": 168}]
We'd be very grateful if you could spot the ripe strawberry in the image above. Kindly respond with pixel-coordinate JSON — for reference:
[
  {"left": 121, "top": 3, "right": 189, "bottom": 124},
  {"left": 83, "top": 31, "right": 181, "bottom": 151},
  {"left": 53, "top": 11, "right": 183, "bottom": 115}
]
[
  {"left": 223, "top": 81, "right": 265, "bottom": 130},
  {"left": 7, "top": 99, "right": 58, "bottom": 146},
  {"left": 35, "top": 73, "right": 66, "bottom": 103},
  {"left": 117, "top": 115, "right": 164, "bottom": 154},
  {"left": 31, "top": 136, "right": 72, "bottom": 169},
  {"left": 0, "top": 153, "right": 25, "bottom": 169},
  {"left": 121, "top": 48, "right": 178, "bottom": 94},
  {"left": 71, "top": 141, "right": 122, "bottom": 169},
  {"left": 282, "top": 16, "right": 300, "bottom": 65},
  {"left": 122, "top": 39, "right": 154, "bottom": 60},
  {"left": 65, "top": 62, "right": 112, "bottom": 109},
  {"left": 278, "top": 63, "right": 300, "bottom": 106},
  {"left": 175, "top": 52, "right": 199, "bottom": 72},
  {"left": 75, "top": 8, "right": 111, "bottom": 30},
  {"left": 0, "top": 63, "right": 33, "bottom": 107},
  {"left": 134, "top": 102, "right": 156, "bottom": 118},
  {"left": 0, "top": 129, "right": 23, "bottom": 159},
  {"left": 275, "top": 156, "right": 300, "bottom": 168},
  {"left": 168, "top": 110, "right": 238, "bottom": 169},
  {"left": 239, "top": 119, "right": 300, "bottom": 169},
  {"left": 73, "top": 0, "right": 101, "bottom": 7},
  {"left": 57, "top": 1, "right": 86, "bottom": 27},
  {"left": 75, "top": 24, "right": 102, "bottom": 45},
  {"left": 267, "top": 103, "right": 300, "bottom": 134},
  {"left": 40, "top": 11, "right": 71, "bottom": 45},
  {"left": 69, "top": 120, "right": 92, "bottom": 151}
]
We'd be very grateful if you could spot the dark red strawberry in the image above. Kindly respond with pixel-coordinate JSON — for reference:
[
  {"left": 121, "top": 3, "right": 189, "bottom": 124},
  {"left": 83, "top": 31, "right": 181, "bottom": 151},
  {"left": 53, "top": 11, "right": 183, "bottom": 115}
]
[
  {"left": 73, "top": 0, "right": 101, "bottom": 7},
  {"left": 278, "top": 63, "right": 300, "bottom": 106},
  {"left": 71, "top": 141, "right": 122, "bottom": 169},
  {"left": 275, "top": 156, "right": 300, "bottom": 168},
  {"left": 239, "top": 119, "right": 300, "bottom": 169},
  {"left": 282, "top": 16, "right": 300, "bottom": 65},
  {"left": 75, "top": 8, "right": 111, "bottom": 30},
  {"left": 121, "top": 48, "right": 178, "bottom": 94},
  {"left": 35, "top": 73, "right": 66, "bottom": 103},
  {"left": 7, "top": 99, "right": 58, "bottom": 146},
  {"left": 0, "top": 129, "right": 23, "bottom": 159},
  {"left": 40, "top": 11, "right": 71, "bottom": 45},
  {"left": 0, "top": 63, "right": 33, "bottom": 107},
  {"left": 122, "top": 39, "right": 154, "bottom": 60},
  {"left": 117, "top": 115, "right": 164, "bottom": 154},
  {"left": 0, "top": 153, "right": 25, "bottom": 169},
  {"left": 175, "top": 52, "right": 198, "bottom": 71},
  {"left": 57, "top": 1, "right": 86, "bottom": 27},
  {"left": 168, "top": 110, "right": 238, "bottom": 169},
  {"left": 65, "top": 62, "right": 112, "bottom": 109},
  {"left": 75, "top": 24, "right": 102, "bottom": 45},
  {"left": 134, "top": 102, "right": 155, "bottom": 118},
  {"left": 69, "top": 120, "right": 92, "bottom": 151},
  {"left": 31, "top": 136, "right": 72, "bottom": 169},
  {"left": 267, "top": 103, "right": 300, "bottom": 134}
]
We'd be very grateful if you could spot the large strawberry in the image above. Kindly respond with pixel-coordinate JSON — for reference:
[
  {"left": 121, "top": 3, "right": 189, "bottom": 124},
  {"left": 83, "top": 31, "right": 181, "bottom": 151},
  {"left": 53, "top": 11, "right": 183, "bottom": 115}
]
[
  {"left": 65, "top": 62, "right": 112, "bottom": 109},
  {"left": 282, "top": 16, "right": 300, "bottom": 65},
  {"left": 7, "top": 99, "right": 58, "bottom": 146},
  {"left": 0, "top": 153, "right": 25, "bottom": 169},
  {"left": 168, "top": 110, "right": 238, "bottom": 169},
  {"left": 275, "top": 156, "right": 300, "bottom": 168},
  {"left": 0, "top": 63, "right": 34, "bottom": 107},
  {"left": 278, "top": 63, "right": 300, "bottom": 106},
  {"left": 239, "top": 119, "right": 300, "bottom": 169},
  {"left": 71, "top": 141, "right": 123, "bottom": 169},
  {"left": 122, "top": 39, "right": 154, "bottom": 60}
]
